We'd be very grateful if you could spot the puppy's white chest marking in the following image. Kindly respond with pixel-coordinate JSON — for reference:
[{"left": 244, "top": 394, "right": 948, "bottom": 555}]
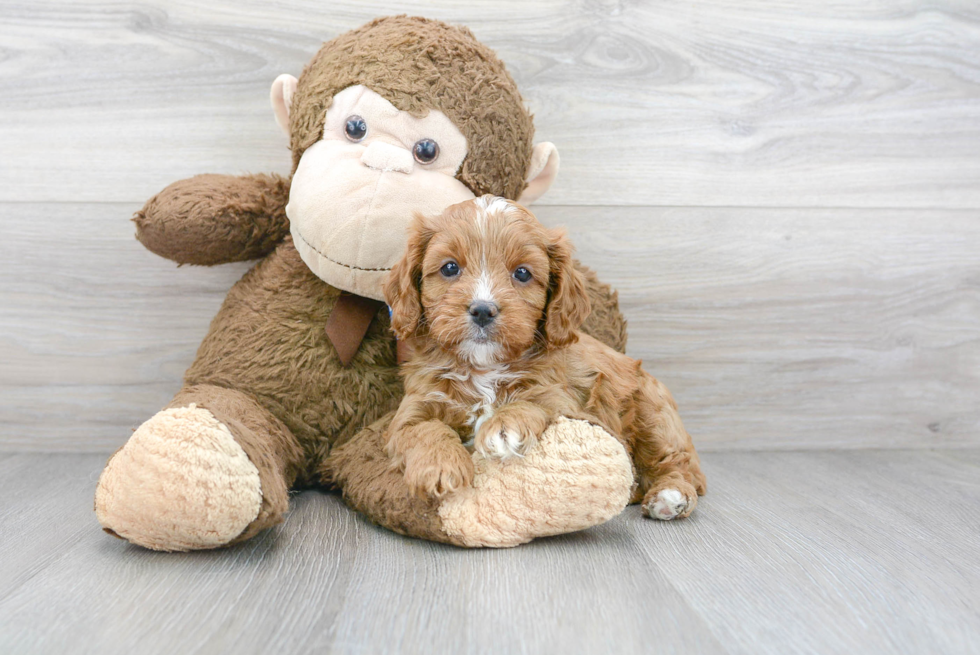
[
  {"left": 466, "top": 370, "right": 501, "bottom": 431},
  {"left": 470, "top": 369, "right": 506, "bottom": 405},
  {"left": 445, "top": 366, "right": 518, "bottom": 434},
  {"left": 471, "top": 403, "right": 495, "bottom": 436}
]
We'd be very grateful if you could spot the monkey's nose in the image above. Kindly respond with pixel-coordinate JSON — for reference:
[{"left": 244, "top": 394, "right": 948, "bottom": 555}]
[
  {"left": 360, "top": 141, "right": 414, "bottom": 174},
  {"left": 468, "top": 302, "right": 498, "bottom": 328}
]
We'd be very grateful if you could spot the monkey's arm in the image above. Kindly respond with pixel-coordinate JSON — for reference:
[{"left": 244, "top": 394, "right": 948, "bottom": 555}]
[{"left": 134, "top": 173, "right": 291, "bottom": 265}]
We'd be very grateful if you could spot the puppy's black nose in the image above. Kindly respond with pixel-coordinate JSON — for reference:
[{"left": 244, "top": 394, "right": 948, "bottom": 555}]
[{"left": 468, "top": 302, "right": 498, "bottom": 328}]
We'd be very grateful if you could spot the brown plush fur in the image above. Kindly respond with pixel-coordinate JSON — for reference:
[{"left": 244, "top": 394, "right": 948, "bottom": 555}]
[
  {"left": 135, "top": 173, "right": 291, "bottom": 266},
  {"left": 105, "top": 16, "right": 629, "bottom": 546},
  {"left": 325, "top": 412, "right": 452, "bottom": 544},
  {"left": 290, "top": 16, "right": 535, "bottom": 200},
  {"left": 182, "top": 239, "right": 402, "bottom": 484},
  {"left": 384, "top": 198, "right": 707, "bottom": 515}
]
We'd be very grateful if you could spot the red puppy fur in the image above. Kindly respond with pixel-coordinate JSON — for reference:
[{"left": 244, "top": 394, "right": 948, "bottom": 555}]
[{"left": 383, "top": 196, "right": 707, "bottom": 520}]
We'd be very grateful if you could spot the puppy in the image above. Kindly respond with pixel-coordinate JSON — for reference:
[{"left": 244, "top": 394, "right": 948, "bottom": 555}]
[{"left": 383, "top": 196, "right": 706, "bottom": 520}]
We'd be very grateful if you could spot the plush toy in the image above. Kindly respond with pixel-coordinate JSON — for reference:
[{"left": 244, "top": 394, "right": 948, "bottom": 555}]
[{"left": 94, "top": 15, "right": 635, "bottom": 550}]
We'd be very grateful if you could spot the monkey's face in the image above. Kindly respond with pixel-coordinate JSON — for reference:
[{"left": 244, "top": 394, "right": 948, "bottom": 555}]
[{"left": 286, "top": 85, "right": 475, "bottom": 300}]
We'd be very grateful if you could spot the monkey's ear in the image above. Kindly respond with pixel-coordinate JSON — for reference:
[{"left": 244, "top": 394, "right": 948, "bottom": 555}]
[
  {"left": 270, "top": 74, "right": 298, "bottom": 137},
  {"left": 544, "top": 228, "right": 591, "bottom": 348},
  {"left": 518, "top": 142, "right": 560, "bottom": 205},
  {"left": 384, "top": 214, "right": 432, "bottom": 341}
]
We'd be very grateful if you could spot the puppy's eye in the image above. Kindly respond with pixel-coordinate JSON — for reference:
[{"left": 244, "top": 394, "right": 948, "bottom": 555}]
[
  {"left": 345, "top": 115, "right": 367, "bottom": 142},
  {"left": 413, "top": 139, "right": 439, "bottom": 164},
  {"left": 513, "top": 266, "right": 532, "bottom": 283},
  {"left": 440, "top": 261, "right": 460, "bottom": 278}
]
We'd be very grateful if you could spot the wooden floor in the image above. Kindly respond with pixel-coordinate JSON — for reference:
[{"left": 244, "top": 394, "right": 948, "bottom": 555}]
[{"left": 1, "top": 450, "right": 978, "bottom": 654}]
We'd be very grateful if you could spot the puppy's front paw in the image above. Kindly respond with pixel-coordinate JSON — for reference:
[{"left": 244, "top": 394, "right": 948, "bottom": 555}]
[
  {"left": 402, "top": 442, "right": 474, "bottom": 498},
  {"left": 642, "top": 486, "right": 697, "bottom": 521},
  {"left": 474, "top": 414, "right": 538, "bottom": 460}
]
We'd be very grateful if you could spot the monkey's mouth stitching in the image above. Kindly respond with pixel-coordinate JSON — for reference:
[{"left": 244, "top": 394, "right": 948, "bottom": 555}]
[{"left": 294, "top": 228, "right": 392, "bottom": 273}]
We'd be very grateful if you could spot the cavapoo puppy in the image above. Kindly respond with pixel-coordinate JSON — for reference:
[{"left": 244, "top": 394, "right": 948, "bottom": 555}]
[{"left": 383, "top": 196, "right": 706, "bottom": 520}]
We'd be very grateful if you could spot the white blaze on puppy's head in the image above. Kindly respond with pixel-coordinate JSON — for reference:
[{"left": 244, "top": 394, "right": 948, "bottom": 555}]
[{"left": 473, "top": 271, "right": 497, "bottom": 306}]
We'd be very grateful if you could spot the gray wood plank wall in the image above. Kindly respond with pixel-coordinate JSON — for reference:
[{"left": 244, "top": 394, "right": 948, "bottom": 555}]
[{"left": 2, "top": 1, "right": 979, "bottom": 451}]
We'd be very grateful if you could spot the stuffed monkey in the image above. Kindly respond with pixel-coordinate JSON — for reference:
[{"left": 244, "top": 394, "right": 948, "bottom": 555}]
[{"left": 94, "top": 16, "right": 635, "bottom": 550}]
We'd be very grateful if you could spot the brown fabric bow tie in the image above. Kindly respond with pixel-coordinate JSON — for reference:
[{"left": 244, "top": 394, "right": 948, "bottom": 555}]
[{"left": 325, "top": 292, "right": 411, "bottom": 366}]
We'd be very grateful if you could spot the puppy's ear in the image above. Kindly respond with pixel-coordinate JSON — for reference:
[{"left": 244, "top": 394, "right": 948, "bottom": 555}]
[
  {"left": 384, "top": 213, "right": 433, "bottom": 340},
  {"left": 544, "top": 228, "right": 591, "bottom": 348}
]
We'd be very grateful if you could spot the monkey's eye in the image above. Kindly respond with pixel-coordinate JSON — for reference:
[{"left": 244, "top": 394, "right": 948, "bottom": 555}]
[
  {"left": 513, "top": 267, "right": 532, "bottom": 283},
  {"left": 344, "top": 115, "right": 367, "bottom": 142},
  {"left": 440, "top": 261, "right": 460, "bottom": 278},
  {"left": 413, "top": 139, "right": 439, "bottom": 164}
]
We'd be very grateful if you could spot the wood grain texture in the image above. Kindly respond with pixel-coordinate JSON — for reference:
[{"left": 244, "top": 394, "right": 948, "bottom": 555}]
[
  {"left": 629, "top": 449, "right": 980, "bottom": 655},
  {"left": 1, "top": 1, "right": 978, "bottom": 207},
  {"left": 0, "top": 201, "right": 252, "bottom": 449},
  {"left": 535, "top": 205, "right": 980, "bottom": 451},
  {"left": 3, "top": 202, "right": 977, "bottom": 451},
  {"left": 1, "top": 450, "right": 977, "bottom": 654},
  {"left": 0, "top": 454, "right": 103, "bottom": 599}
]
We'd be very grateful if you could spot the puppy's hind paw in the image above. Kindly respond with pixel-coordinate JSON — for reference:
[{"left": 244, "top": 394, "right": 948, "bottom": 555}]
[{"left": 642, "top": 487, "right": 695, "bottom": 521}]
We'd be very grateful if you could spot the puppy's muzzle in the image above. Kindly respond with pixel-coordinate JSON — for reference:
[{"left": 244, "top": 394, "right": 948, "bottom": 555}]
[{"left": 468, "top": 301, "right": 498, "bottom": 328}]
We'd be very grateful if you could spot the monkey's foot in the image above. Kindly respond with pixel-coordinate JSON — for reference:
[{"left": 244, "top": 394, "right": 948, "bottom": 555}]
[
  {"left": 95, "top": 405, "right": 263, "bottom": 551},
  {"left": 437, "top": 417, "right": 633, "bottom": 547}
]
